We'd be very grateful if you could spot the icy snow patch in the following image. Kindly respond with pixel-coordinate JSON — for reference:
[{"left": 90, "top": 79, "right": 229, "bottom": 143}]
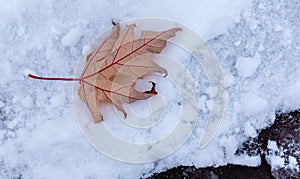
[
  {"left": 243, "top": 121, "right": 257, "bottom": 138},
  {"left": 50, "top": 94, "right": 66, "bottom": 107},
  {"left": 0, "top": 59, "right": 12, "bottom": 81},
  {"left": 267, "top": 140, "right": 278, "bottom": 151},
  {"left": 21, "top": 95, "right": 33, "bottom": 108},
  {"left": 282, "top": 77, "right": 300, "bottom": 109},
  {"left": 132, "top": 0, "right": 251, "bottom": 39},
  {"left": 235, "top": 55, "right": 261, "bottom": 78},
  {"left": 288, "top": 156, "right": 298, "bottom": 169},
  {"left": 266, "top": 140, "right": 285, "bottom": 170},
  {"left": 229, "top": 155, "right": 261, "bottom": 167},
  {"left": 233, "top": 40, "right": 241, "bottom": 46},
  {"left": 61, "top": 27, "right": 83, "bottom": 47},
  {"left": 219, "top": 135, "right": 239, "bottom": 157},
  {"left": 0, "top": 100, "right": 5, "bottom": 108},
  {"left": 239, "top": 93, "right": 268, "bottom": 115},
  {"left": 267, "top": 155, "right": 285, "bottom": 169}
]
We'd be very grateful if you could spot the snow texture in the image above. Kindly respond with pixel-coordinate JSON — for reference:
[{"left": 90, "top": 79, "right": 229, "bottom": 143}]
[
  {"left": 235, "top": 55, "right": 261, "bottom": 78},
  {"left": 266, "top": 139, "right": 285, "bottom": 170},
  {"left": 0, "top": 0, "right": 299, "bottom": 178},
  {"left": 61, "top": 27, "right": 83, "bottom": 47},
  {"left": 267, "top": 140, "right": 278, "bottom": 151}
]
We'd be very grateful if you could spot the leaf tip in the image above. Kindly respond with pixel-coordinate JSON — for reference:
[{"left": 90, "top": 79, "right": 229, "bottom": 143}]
[
  {"left": 144, "top": 81, "right": 158, "bottom": 95},
  {"left": 111, "top": 19, "right": 119, "bottom": 26},
  {"left": 93, "top": 114, "right": 104, "bottom": 123}
]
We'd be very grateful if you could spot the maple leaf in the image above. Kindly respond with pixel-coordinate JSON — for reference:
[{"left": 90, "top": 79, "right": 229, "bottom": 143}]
[{"left": 28, "top": 23, "right": 181, "bottom": 123}]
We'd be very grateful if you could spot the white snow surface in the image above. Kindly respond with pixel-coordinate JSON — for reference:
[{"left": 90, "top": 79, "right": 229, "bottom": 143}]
[
  {"left": 235, "top": 55, "right": 261, "bottom": 78},
  {"left": 267, "top": 140, "right": 278, "bottom": 151},
  {"left": 1, "top": 0, "right": 300, "bottom": 178},
  {"left": 61, "top": 27, "right": 83, "bottom": 47}
]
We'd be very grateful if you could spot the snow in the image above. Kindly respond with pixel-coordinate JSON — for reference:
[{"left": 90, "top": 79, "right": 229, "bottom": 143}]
[
  {"left": 239, "top": 93, "right": 268, "bottom": 115},
  {"left": 61, "top": 27, "right": 83, "bottom": 47},
  {"left": 219, "top": 135, "right": 239, "bottom": 157},
  {"left": 267, "top": 155, "right": 285, "bottom": 169},
  {"left": 132, "top": 0, "right": 251, "bottom": 39},
  {"left": 288, "top": 156, "right": 298, "bottom": 169},
  {"left": 1, "top": 0, "right": 300, "bottom": 178},
  {"left": 50, "top": 94, "right": 66, "bottom": 106},
  {"left": 266, "top": 140, "right": 288, "bottom": 170},
  {"left": 21, "top": 95, "right": 33, "bottom": 108},
  {"left": 229, "top": 155, "right": 261, "bottom": 167},
  {"left": 0, "top": 101, "right": 5, "bottom": 108},
  {"left": 233, "top": 40, "right": 241, "bottom": 46},
  {"left": 283, "top": 76, "right": 300, "bottom": 109},
  {"left": 235, "top": 55, "right": 261, "bottom": 78},
  {"left": 267, "top": 140, "right": 278, "bottom": 151},
  {"left": 243, "top": 121, "right": 257, "bottom": 138}
]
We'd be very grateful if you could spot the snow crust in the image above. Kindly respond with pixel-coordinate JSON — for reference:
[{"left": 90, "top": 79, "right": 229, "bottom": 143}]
[
  {"left": 235, "top": 55, "right": 261, "bottom": 78},
  {"left": 0, "top": 0, "right": 299, "bottom": 178},
  {"left": 267, "top": 140, "right": 278, "bottom": 151},
  {"left": 61, "top": 27, "right": 83, "bottom": 47}
]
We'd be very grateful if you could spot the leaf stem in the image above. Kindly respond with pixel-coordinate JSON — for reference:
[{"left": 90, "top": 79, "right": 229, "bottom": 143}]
[{"left": 27, "top": 73, "right": 83, "bottom": 81}]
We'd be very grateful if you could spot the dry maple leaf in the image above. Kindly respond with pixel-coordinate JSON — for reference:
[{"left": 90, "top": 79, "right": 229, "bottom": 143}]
[{"left": 28, "top": 23, "right": 181, "bottom": 123}]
